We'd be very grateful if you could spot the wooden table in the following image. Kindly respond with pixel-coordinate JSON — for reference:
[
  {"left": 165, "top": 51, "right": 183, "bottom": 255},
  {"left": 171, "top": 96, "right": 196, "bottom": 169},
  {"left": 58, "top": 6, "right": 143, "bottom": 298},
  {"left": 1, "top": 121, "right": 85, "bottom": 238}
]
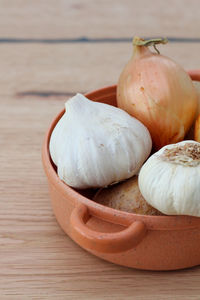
[{"left": 1, "top": 1, "right": 200, "bottom": 299}]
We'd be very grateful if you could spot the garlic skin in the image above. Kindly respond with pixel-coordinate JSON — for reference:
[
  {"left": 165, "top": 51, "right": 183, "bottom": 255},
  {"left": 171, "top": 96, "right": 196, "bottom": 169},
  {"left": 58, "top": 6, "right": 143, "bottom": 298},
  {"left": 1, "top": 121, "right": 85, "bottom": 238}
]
[
  {"left": 50, "top": 93, "right": 152, "bottom": 189},
  {"left": 138, "top": 140, "right": 200, "bottom": 217}
]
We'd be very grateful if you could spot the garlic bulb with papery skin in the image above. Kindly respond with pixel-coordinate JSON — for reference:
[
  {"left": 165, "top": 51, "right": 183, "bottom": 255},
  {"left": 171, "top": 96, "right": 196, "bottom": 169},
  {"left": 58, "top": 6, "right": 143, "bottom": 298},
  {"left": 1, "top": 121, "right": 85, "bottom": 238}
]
[
  {"left": 138, "top": 140, "right": 200, "bottom": 217},
  {"left": 117, "top": 37, "right": 198, "bottom": 150},
  {"left": 50, "top": 93, "right": 152, "bottom": 189}
]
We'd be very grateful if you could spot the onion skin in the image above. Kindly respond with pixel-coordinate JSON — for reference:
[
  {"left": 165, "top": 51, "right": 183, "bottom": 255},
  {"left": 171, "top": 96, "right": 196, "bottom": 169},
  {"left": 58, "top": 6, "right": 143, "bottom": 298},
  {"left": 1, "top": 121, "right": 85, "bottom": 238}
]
[
  {"left": 194, "top": 114, "right": 200, "bottom": 142},
  {"left": 117, "top": 38, "right": 198, "bottom": 150}
]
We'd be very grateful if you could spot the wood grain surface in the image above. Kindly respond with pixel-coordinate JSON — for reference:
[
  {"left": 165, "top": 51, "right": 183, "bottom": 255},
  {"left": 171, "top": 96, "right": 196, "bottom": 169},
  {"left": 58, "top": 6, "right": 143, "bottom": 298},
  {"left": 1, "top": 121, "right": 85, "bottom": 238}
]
[{"left": 1, "top": 1, "right": 200, "bottom": 299}]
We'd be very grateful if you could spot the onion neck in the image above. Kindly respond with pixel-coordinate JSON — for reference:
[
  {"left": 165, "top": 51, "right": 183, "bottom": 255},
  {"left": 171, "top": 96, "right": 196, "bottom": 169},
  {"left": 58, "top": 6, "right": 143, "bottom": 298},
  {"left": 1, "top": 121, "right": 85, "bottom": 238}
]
[
  {"left": 133, "top": 44, "right": 151, "bottom": 59},
  {"left": 132, "top": 36, "right": 168, "bottom": 58}
]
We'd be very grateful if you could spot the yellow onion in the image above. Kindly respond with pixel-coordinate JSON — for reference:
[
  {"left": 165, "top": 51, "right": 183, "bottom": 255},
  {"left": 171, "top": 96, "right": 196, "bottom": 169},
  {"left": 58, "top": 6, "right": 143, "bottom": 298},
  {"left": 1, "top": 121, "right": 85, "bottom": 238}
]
[{"left": 117, "top": 37, "right": 198, "bottom": 150}]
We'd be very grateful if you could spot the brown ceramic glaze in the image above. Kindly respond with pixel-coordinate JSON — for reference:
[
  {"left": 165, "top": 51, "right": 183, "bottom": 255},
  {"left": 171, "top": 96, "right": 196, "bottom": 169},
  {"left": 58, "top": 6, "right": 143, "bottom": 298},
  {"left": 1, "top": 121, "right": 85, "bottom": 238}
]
[{"left": 42, "top": 70, "right": 200, "bottom": 271}]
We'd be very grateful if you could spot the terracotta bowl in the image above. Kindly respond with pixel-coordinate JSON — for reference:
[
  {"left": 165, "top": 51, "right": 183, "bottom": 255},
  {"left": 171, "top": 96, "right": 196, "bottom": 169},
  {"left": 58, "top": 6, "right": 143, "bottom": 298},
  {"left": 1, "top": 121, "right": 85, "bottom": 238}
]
[{"left": 42, "top": 70, "right": 200, "bottom": 271}]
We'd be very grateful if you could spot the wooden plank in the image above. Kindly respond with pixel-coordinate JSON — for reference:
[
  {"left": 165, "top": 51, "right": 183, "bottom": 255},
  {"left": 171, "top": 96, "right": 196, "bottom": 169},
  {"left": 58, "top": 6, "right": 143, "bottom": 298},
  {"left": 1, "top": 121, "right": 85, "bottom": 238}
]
[
  {"left": 0, "top": 0, "right": 199, "bottom": 39},
  {"left": 0, "top": 42, "right": 200, "bottom": 99},
  {"left": 1, "top": 42, "right": 200, "bottom": 298}
]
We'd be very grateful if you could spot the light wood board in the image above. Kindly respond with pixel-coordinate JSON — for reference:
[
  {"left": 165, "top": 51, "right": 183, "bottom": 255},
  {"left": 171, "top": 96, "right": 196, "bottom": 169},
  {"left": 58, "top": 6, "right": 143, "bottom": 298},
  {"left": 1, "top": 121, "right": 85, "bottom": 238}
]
[{"left": 1, "top": 1, "right": 200, "bottom": 299}]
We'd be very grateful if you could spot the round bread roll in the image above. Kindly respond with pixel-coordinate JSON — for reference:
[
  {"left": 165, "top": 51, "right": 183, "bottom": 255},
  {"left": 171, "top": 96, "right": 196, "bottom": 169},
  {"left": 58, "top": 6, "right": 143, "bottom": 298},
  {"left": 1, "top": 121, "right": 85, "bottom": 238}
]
[{"left": 93, "top": 176, "right": 163, "bottom": 215}]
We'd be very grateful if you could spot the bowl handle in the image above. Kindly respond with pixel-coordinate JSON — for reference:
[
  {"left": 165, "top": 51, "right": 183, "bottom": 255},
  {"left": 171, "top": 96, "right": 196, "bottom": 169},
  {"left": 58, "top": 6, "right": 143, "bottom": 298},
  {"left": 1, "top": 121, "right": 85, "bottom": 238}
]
[{"left": 70, "top": 203, "right": 147, "bottom": 253}]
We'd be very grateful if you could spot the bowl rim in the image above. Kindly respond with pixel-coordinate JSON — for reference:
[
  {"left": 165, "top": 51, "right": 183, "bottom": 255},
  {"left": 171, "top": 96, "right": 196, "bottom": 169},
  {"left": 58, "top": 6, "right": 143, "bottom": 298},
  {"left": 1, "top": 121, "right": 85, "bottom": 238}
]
[{"left": 42, "top": 71, "right": 200, "bottom": 230}]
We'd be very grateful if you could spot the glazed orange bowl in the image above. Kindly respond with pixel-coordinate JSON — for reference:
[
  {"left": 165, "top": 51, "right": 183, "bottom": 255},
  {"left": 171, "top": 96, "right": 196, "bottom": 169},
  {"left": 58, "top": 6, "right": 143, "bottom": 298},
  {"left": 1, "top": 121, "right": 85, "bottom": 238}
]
[{"left": 42, "top": 70, "right": 200, "bottom": 271}]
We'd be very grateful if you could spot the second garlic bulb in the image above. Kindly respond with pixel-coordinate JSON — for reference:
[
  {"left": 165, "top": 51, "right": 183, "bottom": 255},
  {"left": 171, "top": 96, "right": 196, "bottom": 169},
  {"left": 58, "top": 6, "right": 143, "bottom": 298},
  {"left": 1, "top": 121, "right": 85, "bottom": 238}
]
[{"left": 138, "top": 140, "right": 200, "bottom": 217}]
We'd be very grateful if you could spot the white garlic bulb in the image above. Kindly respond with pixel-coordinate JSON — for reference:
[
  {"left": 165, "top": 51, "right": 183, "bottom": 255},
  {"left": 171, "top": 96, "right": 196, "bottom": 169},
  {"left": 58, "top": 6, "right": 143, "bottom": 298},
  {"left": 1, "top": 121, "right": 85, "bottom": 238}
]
[
  {"left": 138, "top": 140, "right": 200, "bottom": 217},
  {"left": 50, "top": 93, "right": 152, "bottom": 189}
]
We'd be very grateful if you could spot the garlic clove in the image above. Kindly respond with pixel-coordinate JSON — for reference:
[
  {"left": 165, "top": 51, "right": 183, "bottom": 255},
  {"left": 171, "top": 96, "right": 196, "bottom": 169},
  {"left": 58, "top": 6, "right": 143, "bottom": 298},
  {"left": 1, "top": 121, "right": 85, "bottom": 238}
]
[
  {"left": 138, "top": 140, "right": 200, "bottom": 217},
  {"left": 50, "top": 93, "right": 152, "bottom": 189}
]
